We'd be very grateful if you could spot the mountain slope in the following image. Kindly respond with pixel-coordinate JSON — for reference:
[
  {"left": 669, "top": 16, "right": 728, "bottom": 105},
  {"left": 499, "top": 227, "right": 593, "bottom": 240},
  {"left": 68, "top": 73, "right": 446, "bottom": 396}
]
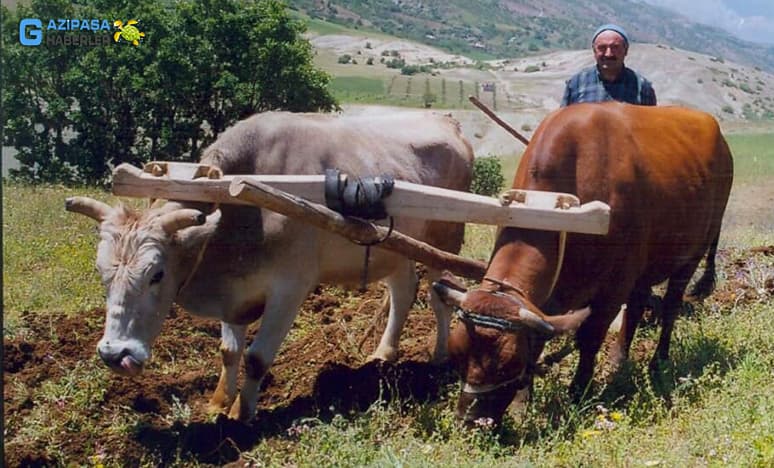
[{"left": 288, "top": 0, "right": 774, "bottom": 72}]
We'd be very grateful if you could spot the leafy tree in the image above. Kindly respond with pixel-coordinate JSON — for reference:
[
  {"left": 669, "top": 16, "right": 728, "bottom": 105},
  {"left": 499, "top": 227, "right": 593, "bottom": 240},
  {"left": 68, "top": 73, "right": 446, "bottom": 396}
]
[{"left": 2, "top": 0, "right": 338, "bottom": 184}]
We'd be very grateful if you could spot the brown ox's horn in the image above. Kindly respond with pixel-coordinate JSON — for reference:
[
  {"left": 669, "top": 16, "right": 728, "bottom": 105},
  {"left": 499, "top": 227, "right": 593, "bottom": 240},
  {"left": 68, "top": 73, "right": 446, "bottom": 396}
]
[
  {"left": 65, "top": 196, "right": 113, "bottom": 222},
  {"left": 519, "top": 306, "right": 591, "bottom": 336},
  {"left": 517, "top": 307, "right": 556, "bottom": 335},
  {"left": 157, "top": 209, "right": 207, "bottom": 235}
]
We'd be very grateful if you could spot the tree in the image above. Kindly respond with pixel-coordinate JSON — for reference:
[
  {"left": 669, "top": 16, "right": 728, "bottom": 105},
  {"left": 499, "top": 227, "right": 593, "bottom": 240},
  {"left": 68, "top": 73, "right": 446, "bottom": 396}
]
[{"left": 2, "top": 0, "right": 338, "bottom": 184}]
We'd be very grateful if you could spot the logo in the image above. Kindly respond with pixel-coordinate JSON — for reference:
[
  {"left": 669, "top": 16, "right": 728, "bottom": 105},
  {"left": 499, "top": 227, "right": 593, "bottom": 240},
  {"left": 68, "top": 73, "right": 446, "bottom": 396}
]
[
  {"left": 113, "top": 20, "right": 144, "bottom": 46},
  {"left": 20, "top": 18, "right": 43, "bottom": 46},
  {"left": 18, "top": 18, "right": 139, "bottom": 47}
]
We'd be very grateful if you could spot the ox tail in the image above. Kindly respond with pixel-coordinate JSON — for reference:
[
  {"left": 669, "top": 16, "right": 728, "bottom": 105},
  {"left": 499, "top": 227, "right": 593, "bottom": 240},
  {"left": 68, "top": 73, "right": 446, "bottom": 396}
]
[{"left": 687, "top": 232, "right": 721, "bottom": 301}]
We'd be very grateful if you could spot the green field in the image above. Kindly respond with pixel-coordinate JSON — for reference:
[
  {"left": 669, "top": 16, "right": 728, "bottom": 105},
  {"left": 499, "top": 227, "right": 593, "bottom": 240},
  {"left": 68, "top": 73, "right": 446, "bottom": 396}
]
[
  {"left": 3, "top": 134, "right": 773, "bottom": 466},
  {"left": 324, "top": 67, "right": 504, "bottom": 111},
  {"left": 725, "top": 133, "right": 774, "bottom": 182}
]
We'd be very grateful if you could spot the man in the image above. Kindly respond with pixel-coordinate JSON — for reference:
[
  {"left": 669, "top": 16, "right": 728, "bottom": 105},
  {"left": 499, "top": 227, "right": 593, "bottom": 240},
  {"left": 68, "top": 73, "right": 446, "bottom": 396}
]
[
  {"left": 561, "top": 24, "right": 660, "bottom": 321},
  {"left": 561, "top": 24, "right": 656, "bottom": 106}
]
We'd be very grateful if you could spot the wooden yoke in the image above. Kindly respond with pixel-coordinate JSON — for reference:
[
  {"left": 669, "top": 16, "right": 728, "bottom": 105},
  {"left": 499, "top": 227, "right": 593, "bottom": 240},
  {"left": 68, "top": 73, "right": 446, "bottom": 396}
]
[
  {"left": 228, "top": 177, "right": 488, "bottom": 280},
  {"left": 112, "top": 162, "right": 611, "bottom": 235}
]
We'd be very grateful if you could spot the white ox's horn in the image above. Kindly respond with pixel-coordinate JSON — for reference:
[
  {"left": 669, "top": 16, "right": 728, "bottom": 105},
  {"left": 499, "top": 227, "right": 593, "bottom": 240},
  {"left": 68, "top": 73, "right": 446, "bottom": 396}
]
[
  {"left": 432, "top": 281, "right": 467, "bottom": 307},
  {"left": 65, "top": 196, "right": 113, "bottom": 222},
  {"left": 156, "top": 209, "right": 207, "bottom": 235}
]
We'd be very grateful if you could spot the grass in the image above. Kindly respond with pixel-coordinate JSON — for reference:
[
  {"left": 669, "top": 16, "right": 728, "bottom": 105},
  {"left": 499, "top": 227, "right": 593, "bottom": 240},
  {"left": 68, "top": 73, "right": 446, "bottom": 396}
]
[
  {"left": 3, "top": 133, "right": 773, "bottom": 466},
  {"left": 725, "top": 133, "right": 774, "bottom": 182},
  {"left": 231, "top": 298, "right": 774, "bottom": 467}
]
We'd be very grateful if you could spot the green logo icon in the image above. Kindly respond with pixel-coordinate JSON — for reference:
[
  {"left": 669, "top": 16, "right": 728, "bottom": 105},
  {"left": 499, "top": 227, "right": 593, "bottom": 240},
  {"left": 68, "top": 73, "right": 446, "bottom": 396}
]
[{"left": 113, "top": 19, "right": 144, "bottom": 46}]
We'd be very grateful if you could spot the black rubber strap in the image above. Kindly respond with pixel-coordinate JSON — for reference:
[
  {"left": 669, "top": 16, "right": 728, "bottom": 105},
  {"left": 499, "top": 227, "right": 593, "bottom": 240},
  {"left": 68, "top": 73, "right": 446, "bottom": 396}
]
[{"left": 324, "top": 168, "right": 395, "bottom": 220}]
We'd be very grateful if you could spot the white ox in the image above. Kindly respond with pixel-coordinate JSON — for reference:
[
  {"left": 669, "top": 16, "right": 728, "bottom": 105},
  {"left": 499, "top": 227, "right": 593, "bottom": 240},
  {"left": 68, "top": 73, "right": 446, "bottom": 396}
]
[{"left": 66, "top": 111, "right": 474, "bottom": 422}]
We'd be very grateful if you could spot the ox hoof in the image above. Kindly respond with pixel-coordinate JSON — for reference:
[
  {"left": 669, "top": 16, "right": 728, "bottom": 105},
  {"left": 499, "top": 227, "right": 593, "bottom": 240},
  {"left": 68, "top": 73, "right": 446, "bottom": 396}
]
[
  {"left": 367, "top": 348, "right": 399, "bottom": 363},
  {"left": 206, "top": 400, "right": 231, "bottom": 415},
  {"left": 227, "top": 395, "right": 255, "bottom": 423},
  {"left": 207, "top": 391, "right": 233, "bottom": 415}
]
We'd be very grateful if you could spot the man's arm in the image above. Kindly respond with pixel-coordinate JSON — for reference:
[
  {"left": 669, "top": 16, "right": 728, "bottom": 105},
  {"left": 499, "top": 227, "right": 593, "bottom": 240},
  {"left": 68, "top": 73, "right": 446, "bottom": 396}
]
[
  {"left": 641, "top": 80, "right": 657, "bottom": 106},
  {"left": 560, "top": 79, "right": 573, "bottom": 107}
]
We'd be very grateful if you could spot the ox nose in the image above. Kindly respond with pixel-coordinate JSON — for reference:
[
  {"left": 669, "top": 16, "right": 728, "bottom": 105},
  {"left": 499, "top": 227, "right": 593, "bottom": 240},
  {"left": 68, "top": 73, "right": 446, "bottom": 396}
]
[{"left": 97, "top": 345, "right": 129, "bottom": 367}]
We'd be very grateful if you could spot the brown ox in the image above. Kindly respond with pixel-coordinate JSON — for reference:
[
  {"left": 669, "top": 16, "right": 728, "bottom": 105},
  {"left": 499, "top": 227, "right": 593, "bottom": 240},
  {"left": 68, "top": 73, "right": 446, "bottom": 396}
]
[
  {"left": 434, "top": 102, "right": 733, "bottom": 424},
  {"left": 66, "top": 111, "right": 473, "bottom": 422}
]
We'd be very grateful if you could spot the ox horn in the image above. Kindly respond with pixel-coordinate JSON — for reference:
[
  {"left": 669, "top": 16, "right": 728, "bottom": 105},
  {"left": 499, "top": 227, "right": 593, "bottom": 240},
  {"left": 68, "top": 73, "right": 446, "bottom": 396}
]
[
  {"left": 65, "top": 196, "right": 113, "bottom": 222},
  {"left": 519, "top": 306, "right": 591, "bottom": 336},
  {"left": 157, "top": 209, "right": 207, "bottom": 235}
]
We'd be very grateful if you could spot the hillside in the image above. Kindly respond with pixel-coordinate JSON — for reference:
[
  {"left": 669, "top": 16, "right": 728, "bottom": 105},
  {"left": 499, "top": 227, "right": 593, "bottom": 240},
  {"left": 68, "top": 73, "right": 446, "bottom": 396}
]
[
  {"left": 306, "top": 30, "right": 774, "bottom": 158},
  {"left": 288, "top": 0, "right": 774, "bottom": 73}
]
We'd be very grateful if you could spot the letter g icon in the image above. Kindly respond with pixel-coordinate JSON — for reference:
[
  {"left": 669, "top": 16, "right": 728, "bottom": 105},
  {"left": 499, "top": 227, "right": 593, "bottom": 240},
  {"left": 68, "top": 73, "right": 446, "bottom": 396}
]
[{"left": 20, "top": 18, "right": 42, "bottom": 46}]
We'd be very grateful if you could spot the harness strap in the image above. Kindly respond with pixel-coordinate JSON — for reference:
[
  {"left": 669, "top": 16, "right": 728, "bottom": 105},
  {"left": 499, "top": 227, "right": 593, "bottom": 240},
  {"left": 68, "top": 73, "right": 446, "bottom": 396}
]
[
  {"left": 547, "top": 231, "right": 567, "bottom": 299},
  {"left": 462, "top": 369, "right": 531, "bottom": 394},
  {"left": 454, "top": 306, "right": 523, "bottom": 332},
  {"left": 177, "top": 205, "right": 217, "bottom": 296},
  {"left": 324, "top": 169, "right": 395, "bottom": 220}
]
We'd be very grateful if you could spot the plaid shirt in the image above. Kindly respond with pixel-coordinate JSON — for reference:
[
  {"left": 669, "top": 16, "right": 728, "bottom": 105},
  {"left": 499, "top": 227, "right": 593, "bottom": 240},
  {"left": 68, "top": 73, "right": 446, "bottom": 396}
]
[{"left": 561, "top": 66, "right": 656, "bottom": 107}]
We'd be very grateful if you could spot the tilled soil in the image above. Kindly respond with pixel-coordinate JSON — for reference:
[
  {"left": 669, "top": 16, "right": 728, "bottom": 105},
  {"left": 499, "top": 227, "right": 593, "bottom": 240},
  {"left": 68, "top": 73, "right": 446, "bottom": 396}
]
[
  {"left": 4, "top": 248, "right": 772, "bottom": 466},
  {"left": 3, "top": 276, "right": 459, "bottom": 466}
]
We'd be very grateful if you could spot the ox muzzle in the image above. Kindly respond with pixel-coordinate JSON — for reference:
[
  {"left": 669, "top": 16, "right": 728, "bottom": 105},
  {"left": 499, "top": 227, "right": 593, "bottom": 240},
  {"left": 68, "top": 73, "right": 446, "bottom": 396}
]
[
  {"left": 96, "top": 338, "right": 146, "bottom": 377},
  {"left": 456, "top": 373, "right": 533, "bottom": 427}
]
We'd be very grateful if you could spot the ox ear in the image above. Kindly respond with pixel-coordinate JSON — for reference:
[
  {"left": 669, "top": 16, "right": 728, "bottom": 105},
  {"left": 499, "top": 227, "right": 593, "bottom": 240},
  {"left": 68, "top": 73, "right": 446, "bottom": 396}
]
[
  {"left": 65, "top": 197, "right": 113, "bottom": 222},
  {"left": 156, "top": 209, "right": 207, "bottom": 235},
  {"left": 432, "top": 280, "right": 467, "bottom": 307}
]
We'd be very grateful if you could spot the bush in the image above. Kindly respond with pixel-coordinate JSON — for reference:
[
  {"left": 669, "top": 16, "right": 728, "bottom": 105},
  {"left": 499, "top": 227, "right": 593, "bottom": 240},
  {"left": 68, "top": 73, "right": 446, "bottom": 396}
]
[
  {"left": 338, "top": 54, "right": 352, "bottom": 64},
  {"left": 385, "top": 58, "right": 406, "bottom": 69},
  {"left": 471, "top": 156, "right": 505, "bottom": 197}
]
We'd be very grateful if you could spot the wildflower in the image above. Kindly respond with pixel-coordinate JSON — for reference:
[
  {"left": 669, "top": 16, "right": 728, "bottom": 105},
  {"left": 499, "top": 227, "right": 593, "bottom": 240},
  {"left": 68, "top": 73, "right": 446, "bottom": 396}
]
[
  {"left": 90, "top": 454, "right": 105, "bottom": 468},
  {"left": 473, "top": 417, "right": 495, "bottom": 429},
  {"left": 594, "top": 417, "right": 616, "bottom": 431},
  {"left": 286, "top": 422, "right": 311, "bottom": 439},
  {"left": 610, "top": 411, "right": 624, "bottom": 422},
  {"left": 581, "top": 429, "right": 601, "bottom": 438}
]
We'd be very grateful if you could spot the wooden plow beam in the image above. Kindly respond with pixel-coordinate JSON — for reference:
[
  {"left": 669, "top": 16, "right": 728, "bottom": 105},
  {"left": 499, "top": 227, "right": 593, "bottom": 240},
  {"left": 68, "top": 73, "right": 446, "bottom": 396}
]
[{"left": 112, "top": 162, "right": 611, "bottom": 235}]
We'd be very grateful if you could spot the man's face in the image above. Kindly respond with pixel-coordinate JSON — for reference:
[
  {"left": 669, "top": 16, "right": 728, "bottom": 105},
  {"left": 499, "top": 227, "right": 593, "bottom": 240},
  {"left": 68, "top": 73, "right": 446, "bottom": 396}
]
[{"left": 593, "top": 30, "right": 627, "bottom": 79}]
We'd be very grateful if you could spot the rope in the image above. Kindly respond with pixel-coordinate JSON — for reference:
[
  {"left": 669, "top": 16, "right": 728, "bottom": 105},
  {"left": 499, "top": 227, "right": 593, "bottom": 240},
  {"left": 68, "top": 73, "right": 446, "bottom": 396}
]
[{"left": 496, "top": 188, "right": 571, "bottom": 301}]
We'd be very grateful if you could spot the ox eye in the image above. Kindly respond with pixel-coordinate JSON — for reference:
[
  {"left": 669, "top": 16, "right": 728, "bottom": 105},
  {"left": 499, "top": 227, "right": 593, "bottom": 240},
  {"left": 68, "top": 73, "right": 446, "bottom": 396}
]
[{"left": 150, "top": 270, "right": 164, "bottom": 285}]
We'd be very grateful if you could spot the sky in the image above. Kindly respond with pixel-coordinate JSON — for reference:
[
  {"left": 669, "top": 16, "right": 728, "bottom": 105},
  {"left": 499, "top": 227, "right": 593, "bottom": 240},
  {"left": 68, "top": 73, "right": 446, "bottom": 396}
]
[{"left": 642, "top": 0, "right": 774, "bottom": 45}]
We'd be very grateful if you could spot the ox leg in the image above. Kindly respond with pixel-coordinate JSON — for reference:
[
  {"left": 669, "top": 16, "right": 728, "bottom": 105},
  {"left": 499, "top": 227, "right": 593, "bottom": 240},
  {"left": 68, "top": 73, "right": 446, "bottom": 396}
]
[
  {"left": 369, "top": 260, "right": 418, "bottom": 363},
  {"left": 425, "top": 267, "right": 453, "bottom": 364},
  {"left": 651, "top": 264, "right": 696, "bottom": 371},
  {"left": 208, "top": 322, "right": 247, "bottom": 414},
  {"left": 608, "top": 285, "right": 650, "bottom": 372},
  {"left": 228, "top": 286, "right": 309, "bottom": 422},
  {"left": 570, "top": 304, "right": 621, "bottom": 399}
]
